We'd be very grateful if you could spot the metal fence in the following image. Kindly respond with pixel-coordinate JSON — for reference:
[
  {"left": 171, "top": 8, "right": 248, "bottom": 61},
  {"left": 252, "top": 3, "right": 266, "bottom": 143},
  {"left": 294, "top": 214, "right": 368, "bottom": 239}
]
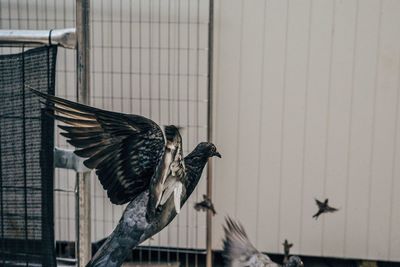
[{"left": 0, "top": 0, "right": 211, "bottom": 266}]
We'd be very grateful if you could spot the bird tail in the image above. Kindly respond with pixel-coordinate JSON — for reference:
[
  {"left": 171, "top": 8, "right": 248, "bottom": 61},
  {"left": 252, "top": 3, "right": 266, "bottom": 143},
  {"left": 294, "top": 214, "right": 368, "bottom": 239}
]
[{"left": 211, "top": 207, "right": 217, "bottom": 215}]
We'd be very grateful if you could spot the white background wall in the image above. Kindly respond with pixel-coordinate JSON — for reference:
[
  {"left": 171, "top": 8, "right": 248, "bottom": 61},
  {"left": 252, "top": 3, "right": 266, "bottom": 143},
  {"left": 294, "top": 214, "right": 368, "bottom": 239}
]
[{"left": 212, "top": 0, "right": 400, "bottom": 262}]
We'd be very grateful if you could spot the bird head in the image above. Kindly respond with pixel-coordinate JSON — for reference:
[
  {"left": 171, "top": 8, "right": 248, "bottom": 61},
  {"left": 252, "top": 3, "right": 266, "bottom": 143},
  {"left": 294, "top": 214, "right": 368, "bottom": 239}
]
[
  {"left": 286, "top": 256, "right": 304, "bottom": 267},
  {"left": 195, "top": 142, "right": 221, "bottom": 158}
]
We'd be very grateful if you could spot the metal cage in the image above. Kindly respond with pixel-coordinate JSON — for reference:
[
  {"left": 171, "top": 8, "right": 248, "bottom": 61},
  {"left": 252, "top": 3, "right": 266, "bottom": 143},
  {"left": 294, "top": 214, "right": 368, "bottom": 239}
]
[{"left": 0, "top": 0, "right": 214, "bottom": 266}]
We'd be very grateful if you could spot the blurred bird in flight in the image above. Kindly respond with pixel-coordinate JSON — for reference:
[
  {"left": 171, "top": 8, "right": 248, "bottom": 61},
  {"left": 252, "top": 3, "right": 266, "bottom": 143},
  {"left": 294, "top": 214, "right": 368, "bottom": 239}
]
[
  {"left": 313, "top": 198, "right": 338, "bottom": 219},
  {"left": 194, "top": 194, "right": 217, "bottom": 215}
]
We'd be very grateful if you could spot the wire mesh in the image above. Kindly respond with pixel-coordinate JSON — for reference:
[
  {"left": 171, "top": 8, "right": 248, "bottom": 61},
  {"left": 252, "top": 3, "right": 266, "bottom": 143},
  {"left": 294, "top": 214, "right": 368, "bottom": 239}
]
[
  {"left": 0, "top": 45, "right": 57, "bottom": 267},
  {"left": 89, "top": 1, "right": 211, "bottom": 265},
  {"left": 0, "top": 0, "right": 211, "bottom": 266}
]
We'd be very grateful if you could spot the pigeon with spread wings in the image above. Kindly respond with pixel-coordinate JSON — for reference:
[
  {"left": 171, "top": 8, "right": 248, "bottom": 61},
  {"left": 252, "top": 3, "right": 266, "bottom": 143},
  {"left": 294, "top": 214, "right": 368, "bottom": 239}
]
[{"left": 31, "top": 89, "right": 221, "bottom": 267}]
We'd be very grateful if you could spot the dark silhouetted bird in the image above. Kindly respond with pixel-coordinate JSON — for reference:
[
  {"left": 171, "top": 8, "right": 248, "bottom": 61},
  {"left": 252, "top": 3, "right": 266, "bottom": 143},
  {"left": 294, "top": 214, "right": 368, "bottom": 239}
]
[
  {"left": 194, "top": 194, "right": 217, "bottom": 215},
  {"left": 313, "top": 198, "right": 338, "bottom": 219},
  {"left": 282, "top": 239, "right": 293, "bottom": 265},
  {"left": 31, "top": 89, "right": 221, "bottom": 267},
  {"left": 222, "top": 217, "right": 303, "bottom": 267}
]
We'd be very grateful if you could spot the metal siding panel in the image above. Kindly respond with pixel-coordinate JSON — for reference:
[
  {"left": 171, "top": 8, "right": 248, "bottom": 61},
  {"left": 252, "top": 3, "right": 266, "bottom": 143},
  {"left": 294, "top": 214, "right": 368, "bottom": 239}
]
[
  {"left": 299, "top": 0, "right": 334, "bottom": 256},
  {"left": 367, "top": 0, "right": 400, "bottom": 260},
  {"left": 344, "top": 0, "right": 380, "bottom": 259},
  {"left": 235, "top": 0, "right": 266, "bottom": 248},
  {"left": 212, "top": 0, "right": 400, "bottom": 261},
  {"left": 390, "top": 83, "right": 400, "bottom": 261},
  {"left": 255, "top": 0, "right": 290, "bottom": 253},
  {"left": 278, "top": 0, "right": 311, "bottom": 256},
  {"left": 322, "top": 0, "right": 357, "bottom": 257},
  {"left": 212, "top": 0, "right": 244, "bottom": 249}
]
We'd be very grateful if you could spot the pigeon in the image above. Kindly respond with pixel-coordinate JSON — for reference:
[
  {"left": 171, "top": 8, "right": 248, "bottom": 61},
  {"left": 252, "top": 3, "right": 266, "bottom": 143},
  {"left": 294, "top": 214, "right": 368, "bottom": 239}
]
[
  {"left": 31, "top": 89, "right": 221, "bottom": 267},
  {"left": 194, "top": 194, "right": 217, "bottom": 215},
  {"left": 312, "top": 198, "right": 338, "bottom": 219},
  {"left": 222, "top": 217, "right": 304, "bottom": 267},
  {"left": 282, "top": 239, "right": 293, "bottom": 265}
]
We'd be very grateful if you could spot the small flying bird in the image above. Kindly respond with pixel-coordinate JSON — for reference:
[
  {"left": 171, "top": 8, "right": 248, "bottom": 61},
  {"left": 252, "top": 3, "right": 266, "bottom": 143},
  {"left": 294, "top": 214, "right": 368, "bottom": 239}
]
[
  {"left": 222, "top": 217, "right": 303, "bottom": 267},
  {"left": 31, "top": 89, "right": 221, "bottom": 267},
  {"left": 312, "top": 198, "right": 338, "bottom": 219},
  {"left": 282, "top": 239, "right": 293, "bottom": 265},
  {"left": 194, "top": 194, "right": 217, "bottom": 215}
]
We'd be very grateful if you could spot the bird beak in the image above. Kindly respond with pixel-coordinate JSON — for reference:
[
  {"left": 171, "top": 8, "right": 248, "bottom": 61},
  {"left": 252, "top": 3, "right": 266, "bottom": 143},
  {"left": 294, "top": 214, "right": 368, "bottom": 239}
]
[{"left": 213, "top": 151, "right": 222, "bottom": 158}]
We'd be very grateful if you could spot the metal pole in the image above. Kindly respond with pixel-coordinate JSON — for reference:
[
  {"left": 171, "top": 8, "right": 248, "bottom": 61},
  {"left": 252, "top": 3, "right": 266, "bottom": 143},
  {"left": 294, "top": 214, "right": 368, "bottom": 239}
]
[
  {"left": 0, "top": 29, "right": 76, "bottom": 49},
  {"left": 206, "top": 0, "right": 214, "bottom": 266},
  {"left": 76, "top": 0, "right": 91, "bottom": 266}
]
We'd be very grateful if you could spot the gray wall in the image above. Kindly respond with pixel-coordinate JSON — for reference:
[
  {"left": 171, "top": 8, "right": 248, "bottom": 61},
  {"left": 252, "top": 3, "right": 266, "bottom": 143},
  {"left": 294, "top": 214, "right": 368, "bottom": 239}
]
[{"left": 212, "top": 0, "right": 400, "bottom": 262}]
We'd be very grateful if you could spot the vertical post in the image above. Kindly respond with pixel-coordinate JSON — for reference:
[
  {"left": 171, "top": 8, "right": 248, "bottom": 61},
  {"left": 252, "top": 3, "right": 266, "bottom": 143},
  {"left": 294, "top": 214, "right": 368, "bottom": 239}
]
[
  {"left": 76, "top": 0, "right": 91, "bottom": 266},
  {"left": 206, "top": 0, "right": 214, "bottom": 266}
]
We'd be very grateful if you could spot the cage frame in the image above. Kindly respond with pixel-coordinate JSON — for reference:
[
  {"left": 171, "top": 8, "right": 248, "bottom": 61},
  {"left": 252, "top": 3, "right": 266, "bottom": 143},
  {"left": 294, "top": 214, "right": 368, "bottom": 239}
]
[
  {"left": 0, "top": 0, "right": 216, "bottom": 266},
  {"left": 0, "top": 1, "right": 91, "bottom": 265}
]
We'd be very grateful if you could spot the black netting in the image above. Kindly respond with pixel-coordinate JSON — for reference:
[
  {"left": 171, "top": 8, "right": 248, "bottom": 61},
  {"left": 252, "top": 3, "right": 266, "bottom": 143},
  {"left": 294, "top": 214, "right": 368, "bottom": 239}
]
[{"left": 0, "top": 45, "right": 57, "bottom": 267}]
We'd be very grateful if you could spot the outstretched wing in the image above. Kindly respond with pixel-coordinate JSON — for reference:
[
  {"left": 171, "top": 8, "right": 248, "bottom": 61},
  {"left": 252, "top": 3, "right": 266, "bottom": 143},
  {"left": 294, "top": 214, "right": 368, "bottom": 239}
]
[
  {"left": 326, "top": 206, "right": 339, "bottom": 212},
  {"left": 32, "top": 89, "right": 165, "bottom": 205},
  {"left": 222, "top": 217, "right": 263, "bottom": 265}
]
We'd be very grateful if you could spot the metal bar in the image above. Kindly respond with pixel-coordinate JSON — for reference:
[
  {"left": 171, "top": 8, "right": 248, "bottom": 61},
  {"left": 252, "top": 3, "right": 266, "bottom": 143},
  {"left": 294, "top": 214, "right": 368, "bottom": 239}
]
[
  {"left": 206, "top": 0, "right": 215, "bottom": 266},
  {"left": 195, "top": 2, "right": 201, "bottom": 266},
  {"left": 54, "top": 147, "right": 91, "bottom": 172},
  {"left": 21, "top": 45, "right": 29, "bottom": 267},
  {"left": 0, "top": 90, "right": 4, "bottom": 265},
  {"left": 0, "top": 29, "right": 76, "bottom": 49},
  {"left": 76, "top": 172, "right": 91, "bottom": 266},
  {"left": 75, "top": 0, "right": 91, "bottom": 266}
]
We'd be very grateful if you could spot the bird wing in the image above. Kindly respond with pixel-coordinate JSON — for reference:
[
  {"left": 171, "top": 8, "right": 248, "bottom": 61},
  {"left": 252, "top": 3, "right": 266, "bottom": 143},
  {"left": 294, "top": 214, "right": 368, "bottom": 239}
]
[
  {"left": 315, "top": 198, "right": 324, "bottom": 208},
  {"left": 194, "top": 201, "right": 206, "bottom": 208},
  {"left": 326, "top": 206, "right": 339, "bottom": 212},
  {"left": 223, "top": 217, "right": 266, "bottom": 266},
  {"left": 147, "top": 125, "right": 186, "bottom": 218},
  {"left": 32, "top": 89, "right": 165, "bottom": 205}
]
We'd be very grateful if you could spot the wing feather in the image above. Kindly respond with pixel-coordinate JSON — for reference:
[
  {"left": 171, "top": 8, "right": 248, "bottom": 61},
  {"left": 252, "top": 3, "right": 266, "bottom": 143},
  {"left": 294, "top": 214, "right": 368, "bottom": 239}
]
[
  {"left": 32, "top": 89, "right": 165, "bottom": 204},
  {"left": 222, "top": 217, "right": 262, "bottom": 265}
]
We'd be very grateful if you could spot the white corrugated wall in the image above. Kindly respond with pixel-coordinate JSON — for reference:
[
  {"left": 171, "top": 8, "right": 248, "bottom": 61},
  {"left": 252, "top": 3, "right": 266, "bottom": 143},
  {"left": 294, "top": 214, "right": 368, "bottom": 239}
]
[{"left": 212, "top": 0, "right": 400, "bottom": 262}]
